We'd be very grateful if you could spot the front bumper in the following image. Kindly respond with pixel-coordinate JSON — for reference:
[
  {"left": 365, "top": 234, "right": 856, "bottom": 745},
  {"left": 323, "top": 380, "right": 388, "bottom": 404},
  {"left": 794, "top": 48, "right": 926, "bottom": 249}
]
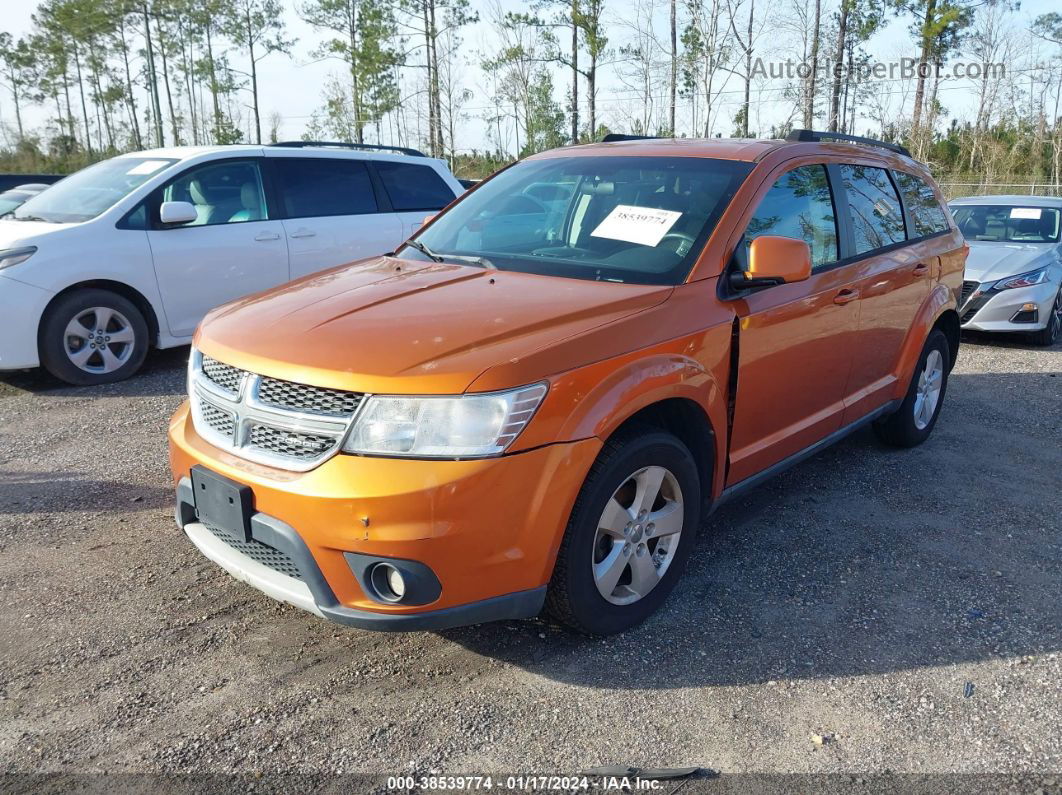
[
  {"left": 169, "top": 402, "right": 601, "bottom": 630},
  {"left": 959, "top": 278, "right": 1059, "bottom": 332},
  {"left": 0, "top": 274, "right": 51, "bottom": 370}
]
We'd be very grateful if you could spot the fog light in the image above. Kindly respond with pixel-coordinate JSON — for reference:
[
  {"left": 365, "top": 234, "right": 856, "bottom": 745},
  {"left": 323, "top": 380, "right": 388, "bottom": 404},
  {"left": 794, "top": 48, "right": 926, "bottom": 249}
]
[
  {"left": 1020, "top": 302, "right": 1038, "bottom": 312},
  {"left": 370, "top": 563, "right": 406, "bottom": 602}
]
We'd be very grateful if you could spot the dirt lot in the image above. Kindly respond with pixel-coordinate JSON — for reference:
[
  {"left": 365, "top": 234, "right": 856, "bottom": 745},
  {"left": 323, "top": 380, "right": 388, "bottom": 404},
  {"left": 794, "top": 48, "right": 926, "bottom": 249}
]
[{"left": 0, "top": 334, "right": 1059, "bottom": 780}]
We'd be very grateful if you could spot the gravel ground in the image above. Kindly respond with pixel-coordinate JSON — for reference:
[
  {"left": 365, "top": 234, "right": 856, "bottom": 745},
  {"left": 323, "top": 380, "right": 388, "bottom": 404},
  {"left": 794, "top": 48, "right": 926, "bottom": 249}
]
[{"left": 0, "top": 332, "right": 1059, "bottom": 781}]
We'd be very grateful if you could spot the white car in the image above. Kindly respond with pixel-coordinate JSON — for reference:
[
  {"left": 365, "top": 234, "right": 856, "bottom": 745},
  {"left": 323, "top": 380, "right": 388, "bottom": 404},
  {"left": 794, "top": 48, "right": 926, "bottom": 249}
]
[
  {"left": 0, "top": 142, "right": 462, "bottom": 384},
  {"left": 950, "top": 195, "right": 1062, "bottom": 346}
]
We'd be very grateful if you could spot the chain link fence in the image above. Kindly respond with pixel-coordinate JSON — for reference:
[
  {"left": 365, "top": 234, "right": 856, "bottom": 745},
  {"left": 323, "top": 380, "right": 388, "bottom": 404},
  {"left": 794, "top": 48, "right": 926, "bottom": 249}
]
[{"left": 936, "top": 179, "right": 1062, "bottom": 200}]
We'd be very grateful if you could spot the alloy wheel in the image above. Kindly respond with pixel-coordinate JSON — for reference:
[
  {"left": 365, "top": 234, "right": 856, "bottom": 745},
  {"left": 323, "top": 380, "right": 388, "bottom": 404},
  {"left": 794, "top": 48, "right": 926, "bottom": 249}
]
[
  {"left": 591, "top": 465, "right": 685, "bottom": 606},
  {"left": 913, "top": 348, "right": 944, "bottom": 430},
  {"left": 63, "top": 306, "right": 136, "bottom": 375}
]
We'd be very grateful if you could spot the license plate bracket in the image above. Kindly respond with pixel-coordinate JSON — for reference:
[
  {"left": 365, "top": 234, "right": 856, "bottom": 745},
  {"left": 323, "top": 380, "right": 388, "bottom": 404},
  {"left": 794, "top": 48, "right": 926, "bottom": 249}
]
[{"left": 190, "top": 465, "right": 253, "bottom": 542}]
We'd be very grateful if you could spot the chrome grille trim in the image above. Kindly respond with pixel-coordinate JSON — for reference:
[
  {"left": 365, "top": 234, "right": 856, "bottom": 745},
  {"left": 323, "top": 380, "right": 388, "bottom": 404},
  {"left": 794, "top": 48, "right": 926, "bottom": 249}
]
[{"left": 189, "top": 349, "right": 368, "bottom": 472}]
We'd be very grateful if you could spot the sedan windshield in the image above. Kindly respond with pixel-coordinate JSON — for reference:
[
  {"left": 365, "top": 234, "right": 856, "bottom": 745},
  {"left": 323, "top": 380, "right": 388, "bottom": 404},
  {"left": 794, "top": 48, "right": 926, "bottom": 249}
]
[
  {"left": 951, "top": 204, "right": 1061, "bottom": 244},
  {"left": 401, "top": 155, "right": 753, "bottom": 285},
  {"left": 12, "top": 157, "right": 177, "bottom": 223}
]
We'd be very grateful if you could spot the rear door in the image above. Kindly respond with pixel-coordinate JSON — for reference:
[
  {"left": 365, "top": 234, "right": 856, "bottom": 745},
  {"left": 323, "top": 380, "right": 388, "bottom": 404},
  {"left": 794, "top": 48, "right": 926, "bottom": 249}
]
[
  {"left": 267, "top": 155, "right": 403, "bottom": 279},
  {"left": 372, "top": 159, "right": 461, "bottom": 238},
  {"left": 726, "top": 162, "right": 863, "bottom": 485},
  {"left": 147, "top": 157, "right": 289, "bottom": 337},
  {"left": 839, "top": 165, "right": 934, "bottom": 423}
]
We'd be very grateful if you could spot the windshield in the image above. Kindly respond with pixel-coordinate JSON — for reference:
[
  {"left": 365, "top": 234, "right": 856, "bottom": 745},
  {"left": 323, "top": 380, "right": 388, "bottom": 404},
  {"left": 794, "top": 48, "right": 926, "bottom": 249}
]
[
  {"left": 0, "top": 191, "right": 32, "bottom": 216},
  {"left": 401, "top": 155, "right": 753, "bottom": 285},
  {"left": 951, "top": 204, "right": 1061, "bottom": 244},
  {"left": 13, "top": 157, "right": 177, "bottom": 223}
]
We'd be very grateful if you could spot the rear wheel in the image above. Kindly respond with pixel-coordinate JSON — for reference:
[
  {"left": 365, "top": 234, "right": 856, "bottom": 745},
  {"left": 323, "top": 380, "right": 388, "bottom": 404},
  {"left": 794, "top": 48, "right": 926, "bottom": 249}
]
[
  {"left": 545, "top": 427, "right": 701, "bottom": 635},
  {"left": 1030, "top": 288, "right": 1061, "bottom": 347},
  {"left": 39, "top": 289, "right": 149, "bottom": 385},
  {"left": 873, "top": 329, "right": 950, "bottom": 448}
]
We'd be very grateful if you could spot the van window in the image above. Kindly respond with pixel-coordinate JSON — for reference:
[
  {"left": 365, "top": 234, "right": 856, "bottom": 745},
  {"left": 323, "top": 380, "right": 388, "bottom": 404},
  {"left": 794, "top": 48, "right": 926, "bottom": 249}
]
[
  {"left": 162, "top": 160, "right": 267, "bottom": 227},
  {"left": 745, "top": 165, "right": 838, "bottom": 269},
  {"left": 894, "top": 171, "right": 949, "bottom": 237},
  {"left": 272, "top": 158, "right": 377, "bottom": 218},
  {"left": 375, "top": 161, "right": 456, "bottom": 211},
  {"left": 841, "top": 165, "right": 906, "bottom": 254}
]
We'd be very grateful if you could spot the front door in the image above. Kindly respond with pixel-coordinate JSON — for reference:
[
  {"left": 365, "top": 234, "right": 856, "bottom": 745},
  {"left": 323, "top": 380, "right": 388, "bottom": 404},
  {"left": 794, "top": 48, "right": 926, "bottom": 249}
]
[
  {"left": 726, "top": 163, "right": 861, "bottom": 485},
  {"left": 148, "top": 158, "right": 289, "bottom": 337}
]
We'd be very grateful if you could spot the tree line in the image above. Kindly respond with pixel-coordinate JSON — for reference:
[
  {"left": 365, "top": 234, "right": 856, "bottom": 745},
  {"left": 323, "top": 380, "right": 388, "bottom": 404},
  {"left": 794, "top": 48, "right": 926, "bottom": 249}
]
[{"left": 1, "top": 0, "right": 1061, "bottom": 187}]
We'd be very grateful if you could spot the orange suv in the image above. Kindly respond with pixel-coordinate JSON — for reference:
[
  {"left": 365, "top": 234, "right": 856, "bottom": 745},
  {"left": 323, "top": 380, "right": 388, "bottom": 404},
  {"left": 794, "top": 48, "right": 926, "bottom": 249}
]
[{"left": 169, "top": 130, "right": 967, "bottom": 635}]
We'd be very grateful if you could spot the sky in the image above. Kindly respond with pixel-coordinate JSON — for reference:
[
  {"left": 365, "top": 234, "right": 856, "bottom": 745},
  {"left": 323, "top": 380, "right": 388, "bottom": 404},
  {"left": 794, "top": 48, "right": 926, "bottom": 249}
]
[{"left": 2, "top": 0, "right": 1058, "bottom": 153}]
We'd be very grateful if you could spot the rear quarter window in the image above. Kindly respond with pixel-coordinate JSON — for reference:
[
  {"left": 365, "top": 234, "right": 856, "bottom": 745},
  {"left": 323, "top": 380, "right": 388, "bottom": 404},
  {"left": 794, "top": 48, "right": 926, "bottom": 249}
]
[
  {"left": 894, "top": 171, "right": 950, "bottom": 237},
  {"left": 375, "top": 161, "right": 456, "bottom": 211}
]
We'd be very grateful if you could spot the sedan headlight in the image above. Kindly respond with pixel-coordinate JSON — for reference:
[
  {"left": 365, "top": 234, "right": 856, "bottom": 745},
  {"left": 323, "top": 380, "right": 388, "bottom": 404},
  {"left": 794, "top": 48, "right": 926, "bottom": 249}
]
[
  {"left": 342, "top": 383, "right": 548, "bottom": 458},
  {"left": 994, "top": 268, "right": 1048, "bottom": 290},
  {"left": 0, "top": 246, "right": 37, "bottom": 270}
]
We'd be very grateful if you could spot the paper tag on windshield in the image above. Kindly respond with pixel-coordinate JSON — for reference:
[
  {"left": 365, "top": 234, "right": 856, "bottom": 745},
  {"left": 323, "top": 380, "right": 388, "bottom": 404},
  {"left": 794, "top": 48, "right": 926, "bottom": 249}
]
[
  {"left": 1010, "top": 207, "right": 1042, "bottom": 219},
  {"left": 126, "top": 160, "right": 169, "bottom": 176},
  {"left": 591, "top": 204, "right": 683, "bottom": 247}
]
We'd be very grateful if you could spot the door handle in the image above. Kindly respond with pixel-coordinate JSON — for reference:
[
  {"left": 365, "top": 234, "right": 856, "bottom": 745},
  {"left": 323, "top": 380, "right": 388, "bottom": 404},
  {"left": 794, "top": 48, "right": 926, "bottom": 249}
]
[
  {"left": 833, "top": 288, "right": 860, "bottom": 305},
  {"left": 289, "top": 229, "right": 316, "bottom": 239},
  {"left": 254, "top": 231, "right": 280, "bottom": 241},
  {"left": 913, "top": 263, "right": 930, "bottom": 277}
]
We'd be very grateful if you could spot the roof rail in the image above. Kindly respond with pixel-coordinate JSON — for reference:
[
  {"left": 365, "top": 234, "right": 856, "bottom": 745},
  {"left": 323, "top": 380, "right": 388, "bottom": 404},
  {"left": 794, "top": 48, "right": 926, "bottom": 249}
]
[
  {"left": 786, "top": 129, "right": 911, "bottom": 158},
  {"left": 267, "top": 140, "right": 427, "bottom": 157},
  {"left": 601, "top": 134, "right": 662, "bottom": 143}
]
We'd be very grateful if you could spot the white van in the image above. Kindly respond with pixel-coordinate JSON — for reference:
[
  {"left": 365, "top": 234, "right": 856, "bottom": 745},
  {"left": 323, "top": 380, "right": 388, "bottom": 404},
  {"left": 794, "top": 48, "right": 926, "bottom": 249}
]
[{"left": 0, "top": 142, "right": 463, "bottom": 384}]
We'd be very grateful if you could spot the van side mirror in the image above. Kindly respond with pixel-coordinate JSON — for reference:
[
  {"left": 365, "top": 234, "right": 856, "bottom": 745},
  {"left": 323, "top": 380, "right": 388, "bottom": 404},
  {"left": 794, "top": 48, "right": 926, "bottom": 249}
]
[
  {"left": 729, "top": 235, "right": 813, "bottom": 290},
  {"left": 160, "top": 200, "right": 198, "bottom": 226}
]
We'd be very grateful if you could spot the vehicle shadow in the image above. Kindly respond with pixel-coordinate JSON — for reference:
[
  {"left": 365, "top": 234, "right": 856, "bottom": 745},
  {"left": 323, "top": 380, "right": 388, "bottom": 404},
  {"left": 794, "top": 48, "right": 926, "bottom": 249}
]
[
  {"left": 960, "top": 329, "right": 1061, "bottom": 351},
  {"left": 0, "top": 471, "right": 173, "bottom": 514},
  {"left": 441, "top": 370, "right": 1062, "bottom": 687},
  {"left": 0, "top": 345, "right": 189, "bottom": 399}
]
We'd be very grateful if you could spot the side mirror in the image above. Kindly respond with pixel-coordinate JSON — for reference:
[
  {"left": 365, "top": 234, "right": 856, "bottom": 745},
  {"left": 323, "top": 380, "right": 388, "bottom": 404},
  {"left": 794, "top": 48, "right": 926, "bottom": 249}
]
[
  {"left": 159, "top": 200, "right": 198, "bottom": 226},
  {"left": 730, "top": 235, "right": 813, "bottom": 290}
]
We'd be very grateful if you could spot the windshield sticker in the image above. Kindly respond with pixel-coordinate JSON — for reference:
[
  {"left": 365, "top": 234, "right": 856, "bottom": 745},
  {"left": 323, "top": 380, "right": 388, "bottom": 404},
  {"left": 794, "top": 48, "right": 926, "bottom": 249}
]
[
  {"left": 1010, "top": 207, "right": 1042, "bottom": 220},
  {"left": 126, "top": 160, "right": 169, "bottom": 176},
  {"left": 591, "top": 204, "right": 683, "bottom": 247}
]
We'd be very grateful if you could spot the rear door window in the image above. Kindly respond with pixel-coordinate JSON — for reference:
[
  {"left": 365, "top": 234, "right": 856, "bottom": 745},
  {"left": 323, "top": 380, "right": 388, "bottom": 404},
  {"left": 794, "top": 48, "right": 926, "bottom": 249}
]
[
  {"left": 272, "top": 158, "right": 377, "bottom": 218},
  {"left": 840, "top": 165, "right": 906, "bottom": 254},
  {"left": 745, "top": 164, "right": 839, "bottom": 269},
  {"left": 894, "top": 171, "right": 950, "bottom": 237},
  {"left": 375, "top": 161, "right": 456, "bottom": 211}
]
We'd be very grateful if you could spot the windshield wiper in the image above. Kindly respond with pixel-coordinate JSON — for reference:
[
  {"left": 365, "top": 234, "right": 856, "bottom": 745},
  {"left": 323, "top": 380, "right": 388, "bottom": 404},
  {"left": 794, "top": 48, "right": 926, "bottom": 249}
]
[
  {"left": 14, "top": 215, "right": 52, "bottom": 223},
  {"left": 405, "top": 239, "right": 497, "bottom": 270},
  {"left": 404, "top": 238, "right": 444, "bottom": 262}
]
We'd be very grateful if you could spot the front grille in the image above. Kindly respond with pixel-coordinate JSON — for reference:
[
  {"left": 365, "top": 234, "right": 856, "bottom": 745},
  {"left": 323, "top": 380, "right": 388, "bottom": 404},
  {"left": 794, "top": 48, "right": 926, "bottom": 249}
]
[
  {"left": 258, "top": 377, "right": 363, "bottom": 416},
  {"left": 191, "top": 350, "right": 359, "bottom": 471},
  {"left": 202, "top": 521, "right": 303, "bottom": 580},
  {"left": 961, "top": 292, "right": 993, "bottom": 324},
  {"left": 202, "top": 356, "right": 245, "bottom": 394},
  {"left": 248, "top": 424, "right": 336, "bottom": 460},
  {"left": 200, "top": 401, "right": 236, "bottom": 439},
  {"left": 960, "top": 280, "right": 979, "bottom": 306}
]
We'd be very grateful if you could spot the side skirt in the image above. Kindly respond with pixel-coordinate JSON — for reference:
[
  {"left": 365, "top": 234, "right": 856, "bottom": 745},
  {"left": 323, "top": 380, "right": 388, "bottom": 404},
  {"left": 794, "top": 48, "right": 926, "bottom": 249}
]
[{"left": 710, "top": 398, "right": 902, "bottom": 514}]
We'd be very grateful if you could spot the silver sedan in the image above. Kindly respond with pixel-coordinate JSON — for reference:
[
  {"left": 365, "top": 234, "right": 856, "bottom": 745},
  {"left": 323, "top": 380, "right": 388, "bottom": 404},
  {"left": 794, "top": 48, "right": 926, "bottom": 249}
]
[{"left": 949, "top": 195, "right": 1062, "bottom": 346}]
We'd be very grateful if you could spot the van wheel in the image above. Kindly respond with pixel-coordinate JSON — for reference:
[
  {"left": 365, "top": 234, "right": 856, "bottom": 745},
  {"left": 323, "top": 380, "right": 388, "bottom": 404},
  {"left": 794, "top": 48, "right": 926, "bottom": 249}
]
[
  {"left": 873, "top": 329, "right": 950, "bottom": 448},
  {"left": 39, "top": 289, "right": 149, "bottom": 386},
  {"left": 545, "top": 427, "right": 701, "bottom": 635},
  {"left": 1030, "top": 288, "right": 1061, "bottom": 347}
]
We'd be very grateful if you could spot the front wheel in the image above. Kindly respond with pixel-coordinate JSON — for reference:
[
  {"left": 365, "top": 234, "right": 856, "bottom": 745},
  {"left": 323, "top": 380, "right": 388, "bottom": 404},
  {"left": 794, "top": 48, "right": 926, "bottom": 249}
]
[
  {"left": 1030, "top": 288, "right": 1061, "bottom": 347},
  {"left": 38, "top": 289, "right": 149, "bottom": 385},
  {"left": 545, "top": 427, "right": 701, "bottom": 635},
  {"left": 873, "top": 328, "right": 950, "bottom": 448}
]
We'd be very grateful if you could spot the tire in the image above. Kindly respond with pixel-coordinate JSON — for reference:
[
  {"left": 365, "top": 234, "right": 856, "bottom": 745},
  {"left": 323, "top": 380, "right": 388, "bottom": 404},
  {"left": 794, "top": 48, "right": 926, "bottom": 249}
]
[
  {"left": 873, "top": 328, "right": 950, "bottom": 448},
  {"left": 545, "top": 426, "right": 701, "bottom": 635},
  {"left": 38, "top": 289, "right": 149, "bottom": 385},
  {"left": 1029, "top": 288, "right": 1061, "bottom": 347}
]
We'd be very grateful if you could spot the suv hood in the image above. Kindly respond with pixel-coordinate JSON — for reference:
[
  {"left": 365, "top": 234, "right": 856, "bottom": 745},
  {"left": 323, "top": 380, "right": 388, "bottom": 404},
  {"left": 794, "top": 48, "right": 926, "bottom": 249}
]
[
  {"left": 964, "top": 241, "right": 1056, "bottom": 284},
  {"left": 198, "top": 256, "right": 673, "bottom": 394}
]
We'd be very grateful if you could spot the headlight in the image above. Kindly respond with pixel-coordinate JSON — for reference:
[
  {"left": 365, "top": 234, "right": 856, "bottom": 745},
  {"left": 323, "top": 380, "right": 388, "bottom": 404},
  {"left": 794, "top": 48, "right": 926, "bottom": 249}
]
[
  {"left": 995, "top": 268, "right": 1048, "bottom": 290},
  {"left": 0, "top": 246, "right": 37, "bottom": 270},
  {"left": 342, "top": 383, "right": 548, "bottom": 458}
]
